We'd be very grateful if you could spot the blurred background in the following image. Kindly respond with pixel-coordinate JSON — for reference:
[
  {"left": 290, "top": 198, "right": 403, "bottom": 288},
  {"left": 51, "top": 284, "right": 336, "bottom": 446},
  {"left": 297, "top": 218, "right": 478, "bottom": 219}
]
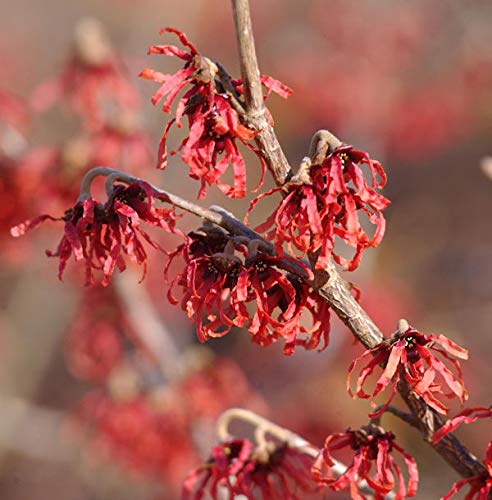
[{"left": 1, "top": 0, "right": 491, "bottom": 498}]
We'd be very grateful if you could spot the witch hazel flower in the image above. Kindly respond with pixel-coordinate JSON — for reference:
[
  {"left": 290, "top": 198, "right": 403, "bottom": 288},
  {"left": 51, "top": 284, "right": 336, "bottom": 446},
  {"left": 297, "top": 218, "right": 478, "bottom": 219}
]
[
  {"left": 248, "top": 143, "right": 390, "bottom": 271},
  {"left": 30, "top": 18, "right": 139, "bottom": 131},
  {"left": 233, "top": 250, "right": 330, "bottom": 353},
  {"left": 140, "top": 27, "right": 291, "bottom": 199},
  {"left": 177, "top": 352, "right": 268, "bottom": 420},
  {"left": 347, "top": 321, "right": 469, "bottom": 416},
  {"left": 312, "top": 423, "right": 418, "bottom": 499},
  {"left": 75, "top": 389, "right": 197, "bottom": 483},
  {"left": 432, "top": 407, "right": 492, "bottom": 499},
  {"left": 11, "top": 180, "right": 179, "bottom": 286},
  {"left": 168, "top": 227, "right": 329, "bottom": 354},
  {"left": 183, "top": 438, "right": 316, "bottom": 500},
  {"left": 169, "top": 235, "right": 246, "bottom": 341},
  {"left": 89, "top": 114, "right": 152, "bottom": 173},
  {"left": 65, "top": 286, "right": 138, "bottom": 382}
]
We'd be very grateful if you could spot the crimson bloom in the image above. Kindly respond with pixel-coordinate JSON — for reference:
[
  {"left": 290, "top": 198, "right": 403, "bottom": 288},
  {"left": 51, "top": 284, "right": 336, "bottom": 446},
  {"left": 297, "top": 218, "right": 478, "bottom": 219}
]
[
  {"left": 183, "top": 439, "right": 316, "bottom": 499},
  {"left": 348, "top": 325, "right": 468, "bottom": 417},
  {"left": 432, "top": 408, "right": 492, "bottom": 499},
  {"left": 168, "top": 230, "right": 247, "bottom": 341},
  {"left": 31, "top": 18, "right": 139, "bottom": 131},
  {"left": 89, "top": 122, "right": 152, "bottom": 173},
  {"left": 11, "top": 181, "right": 179, "bottom": 285},
  {"left": 233, "top": 254, "right": 330, "bottom": 354},
  {"left": 141, "top": 27, "right": 291, "bottom": 199},
  {"left": 178, "top": 355, "right": 268, "bottom": 419},
  {"left": 248, "top": 145, "right": 390, "bottom": 270},
  {"left": 64, "top": 286, "right": 140, "bottom": 382},
  {"left": 312, "top": 424, "right": 418, "bottom": 499},
  {"left": 74, "top": 390, "right": 197, "bottom": 482},
  {"left": 168, "top": 228, "right": 330, "bottom": 354}
]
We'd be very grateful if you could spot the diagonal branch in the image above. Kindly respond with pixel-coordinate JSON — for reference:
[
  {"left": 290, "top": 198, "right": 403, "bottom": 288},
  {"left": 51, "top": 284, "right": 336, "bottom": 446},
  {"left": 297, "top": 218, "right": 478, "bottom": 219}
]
[
  {"left": 229, "top": 0, "right": 488, "bottom": 484},
  {"left": 81, "top": 167, "right": 487, "bottom": 480},
  {"left": 216, "top": 408, "right": 394, "bottom": 499}
]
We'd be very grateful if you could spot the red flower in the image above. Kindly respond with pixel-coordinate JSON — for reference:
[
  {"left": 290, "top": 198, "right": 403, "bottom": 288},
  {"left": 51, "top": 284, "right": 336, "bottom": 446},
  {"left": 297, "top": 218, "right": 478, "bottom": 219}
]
[
  {"left": 178, "top": 355, "right": 268, "bottom": 419},
  {"left": 11, "top": 181, "right": 179, "bottom": 285},
  {"left": 432, "top": 407, "right": 492, "bottom": 445},
  {"left": 75, "top": 390, "right": 196, "bottom": 482},
  {"left": 248, "top": 145, "right": 390, "bottom": 270},
  {"left": 168, "top": 230, "right": 247, "bottom": 341},
  {"left": 141, "top": 27, "right": 291, "bottom": 199},
  {"left": 347, "top": 326, "right": 468, "bottom": 417},
  {"left": 312, "top": 424, "right": 418, "bottom": 499},
  {"left": 233, "top": 254, "right": 330, "bottom": 354},
  {"left": 183, "top": 439, "right": 316, "bottom": 499},
  {"left": 64, "top": 286, "right": 139, "bottom": 382},
  {"left": 175, "top": 91, "right": 258, "bottom": 199},
  {"left": 30, "top": 18, "right": 139, "bottom": 131},
  {"left": 432, "top": 407, "right": 492, "bottom": 499},
  {"left": 168, "top": 229, "right": 330, "bottom": 353},
  {"left": 438, "top": 443, "right": 492, "bottom": 499},
  {"left": 89, "top": 123, "right": 152, "bottom": 173}
]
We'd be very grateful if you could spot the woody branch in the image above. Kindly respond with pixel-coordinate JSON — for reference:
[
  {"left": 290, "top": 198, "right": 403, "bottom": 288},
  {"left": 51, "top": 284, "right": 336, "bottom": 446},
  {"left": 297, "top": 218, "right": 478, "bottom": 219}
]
[{"left": 230, "top": 0, "right": 487, "bottom": 482}]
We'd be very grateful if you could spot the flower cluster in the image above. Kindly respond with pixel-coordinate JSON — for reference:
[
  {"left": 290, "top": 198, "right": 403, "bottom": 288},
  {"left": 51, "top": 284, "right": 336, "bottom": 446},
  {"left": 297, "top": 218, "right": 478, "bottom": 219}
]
[
  {"left": 11, "top": 181, "right": 179, "bottom": 286},
  {"left": 64, "top": 286, "right": 139, "bottom": 382},
  {"left": 248, "top": 145, "right": 390, "bottom": 270},
  {"left": 8, "top": 17, "right": 154, "bottom": 233},
  {"left": 141, "top": 28, "right": 292, "bottom": 199},
  {"left": 167, "top": 227, "right": 330, "bottom": 354},
  {"left": 312, "top": 424, "right": 418, "bottom": 499},
  {"left": 16, "top": 122, "right": 152, "bottom": 211},
  {"left": 30, "top": 18, "right": 139, "bottom": 130},
  {"left": 432, "top": 407, "right": 492, "bottom": 499},
  {"left": 348, "top": 325, "right": 468, "bottom": 416},
  {"left": 70, "top": 348, "right": 266, "bottom": 493},
  {"left": 183, "top": 438, "right": 316, "bottom": 499},
  {"left": 179, "top": 355, "right": 268, "bottom": 419},
  {"left": 75, "top": 390, "right": 197, "bottom": 482}
]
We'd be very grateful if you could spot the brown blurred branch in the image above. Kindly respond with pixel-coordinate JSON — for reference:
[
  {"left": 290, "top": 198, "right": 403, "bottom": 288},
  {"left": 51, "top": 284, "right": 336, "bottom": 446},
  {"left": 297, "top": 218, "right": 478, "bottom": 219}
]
[
  {"left": 480, "top": 156, "right": 492, "bottom": 180},
  {"left": 113, "top": 272, "right": 183, "bottom": 380}
]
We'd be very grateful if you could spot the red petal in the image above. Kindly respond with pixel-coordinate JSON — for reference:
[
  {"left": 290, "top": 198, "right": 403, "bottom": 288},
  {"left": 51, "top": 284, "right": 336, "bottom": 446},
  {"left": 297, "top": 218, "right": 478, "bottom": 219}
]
[
  {"left": 159, "top": 27, "right": 199, "bottom": 55},
  {"left": 260, "top": 75, "right": 293, "bottom": 99},
  {"left": 10, "top": 214, "right": 58, "bottom": 237}
]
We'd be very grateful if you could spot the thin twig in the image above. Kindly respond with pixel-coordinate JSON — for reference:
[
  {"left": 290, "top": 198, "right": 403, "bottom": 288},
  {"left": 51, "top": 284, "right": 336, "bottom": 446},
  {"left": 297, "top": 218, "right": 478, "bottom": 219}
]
[
  {"left": 216, "top": 408, "right": 394, "bottom": 499},
  {"left": 372, "top": 405, "right": 420, "bottom": 430},
  {"left": 231, "top": 0, "right": 292, "bottom": 184}
]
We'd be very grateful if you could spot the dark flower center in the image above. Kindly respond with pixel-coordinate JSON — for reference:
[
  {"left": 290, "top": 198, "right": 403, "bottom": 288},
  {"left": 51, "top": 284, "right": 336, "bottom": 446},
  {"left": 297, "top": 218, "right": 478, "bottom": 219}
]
[
  {"left": 339, "top": 152, "right": 350, "bottom": 167},
  {"left": 254, "top": 260, "right": 268, "bottom": 274}
]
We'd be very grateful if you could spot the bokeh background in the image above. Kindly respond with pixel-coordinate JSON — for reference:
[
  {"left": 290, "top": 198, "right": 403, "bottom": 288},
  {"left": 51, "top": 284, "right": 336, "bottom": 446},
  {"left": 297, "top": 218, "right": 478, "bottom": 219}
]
[{"left": 1, "top": 0, "right": 491, "bottom": 498}]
